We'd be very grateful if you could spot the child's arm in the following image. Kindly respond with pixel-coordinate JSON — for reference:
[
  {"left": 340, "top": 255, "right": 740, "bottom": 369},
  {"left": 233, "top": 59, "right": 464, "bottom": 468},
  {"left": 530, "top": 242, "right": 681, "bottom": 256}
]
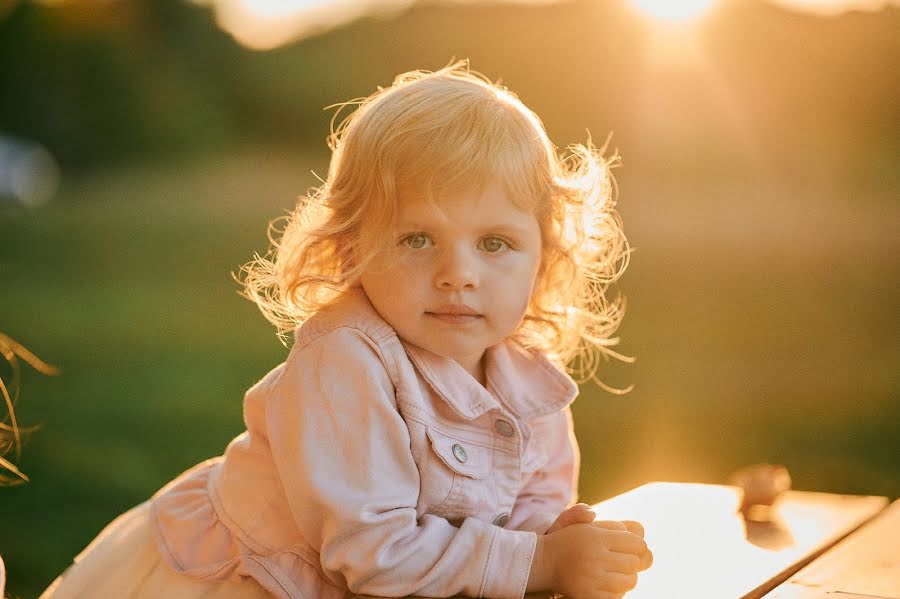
[
  {"left": 506, "top": 406, "right": 579, "bottom": 535},
  {"left": 266, "top": 327, "right": 537, "bottom": 599}
]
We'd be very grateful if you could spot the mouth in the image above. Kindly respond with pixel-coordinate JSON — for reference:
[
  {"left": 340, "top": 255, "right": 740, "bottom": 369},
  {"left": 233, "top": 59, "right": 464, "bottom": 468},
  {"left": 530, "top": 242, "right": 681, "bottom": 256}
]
[
  {"left": 426, "top": 304, "right": 483, "bottom": 324},
  {"left": 426, "top": 313, "right": 483, "bottom": 324}
]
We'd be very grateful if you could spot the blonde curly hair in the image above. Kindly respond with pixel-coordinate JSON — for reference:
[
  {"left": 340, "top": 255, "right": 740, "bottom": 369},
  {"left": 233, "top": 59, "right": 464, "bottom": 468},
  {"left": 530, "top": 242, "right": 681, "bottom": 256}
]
[
  {"left": 240, "top": 60, "right": 632, "bottom": 389},
  {"left": 1, "top": 333, "right": 56, "bottom": 485}
]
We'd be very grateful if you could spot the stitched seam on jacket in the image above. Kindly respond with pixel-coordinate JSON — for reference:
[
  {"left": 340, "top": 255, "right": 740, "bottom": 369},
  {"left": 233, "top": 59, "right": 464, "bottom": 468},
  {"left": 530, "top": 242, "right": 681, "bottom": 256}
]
[
  {"left": 404, "top": 409, "right": 516, "bottom": 458},
  {"left": 244, "top": 555, "right": 294, "bottom": 596},
  {"left": 478, "top": 525, "right": 499, "bottom": 598},
  {"left": 403, "top": 411, "right": 517, "bottom": 456},
  {"left": 518, "top": 532, "right": 538, "bottom": 599}
]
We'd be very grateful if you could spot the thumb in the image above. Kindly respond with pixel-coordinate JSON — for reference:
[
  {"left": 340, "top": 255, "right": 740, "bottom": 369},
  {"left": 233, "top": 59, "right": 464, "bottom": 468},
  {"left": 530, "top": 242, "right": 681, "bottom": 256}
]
[
  {"left": 569, "top": 503, "right": 597, "bottom": 521},
  {"left": 557, "top": 503, "right": 595, "bottom": 525}
]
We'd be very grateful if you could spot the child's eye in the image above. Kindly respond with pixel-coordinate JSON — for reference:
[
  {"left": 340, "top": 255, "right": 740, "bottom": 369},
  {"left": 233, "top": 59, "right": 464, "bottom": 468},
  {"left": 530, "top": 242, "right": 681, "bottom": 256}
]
[
  {"left": 400, "top": 233, "right": 432, "bottom": 249},
  {"left": 478, "top": 236, "right": 510, "bottom": 253}
]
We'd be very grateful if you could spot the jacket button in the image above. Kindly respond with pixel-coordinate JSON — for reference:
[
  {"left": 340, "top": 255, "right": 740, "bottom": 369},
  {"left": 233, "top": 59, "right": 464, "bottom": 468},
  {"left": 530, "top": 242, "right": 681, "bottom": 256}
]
[
  {"left": 452, "top": 443, "right": 467, "bottom": 463},
  {"left": 494, "top": 420, "right": 515, "bottom": 437},
  {"left": 493, "top": 513, "right": 510, "bottom": 527}
]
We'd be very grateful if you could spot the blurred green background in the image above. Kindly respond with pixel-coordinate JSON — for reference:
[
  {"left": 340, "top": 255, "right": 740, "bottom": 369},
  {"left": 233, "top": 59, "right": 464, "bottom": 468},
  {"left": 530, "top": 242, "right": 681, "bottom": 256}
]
[{"left": 1, "top": 0, "right": 897, "bottom": 596}]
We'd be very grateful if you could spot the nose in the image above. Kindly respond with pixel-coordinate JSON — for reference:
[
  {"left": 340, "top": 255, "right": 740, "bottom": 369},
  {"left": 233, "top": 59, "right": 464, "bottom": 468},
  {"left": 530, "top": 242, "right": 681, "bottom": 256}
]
[{"left": 433, "top": 245, "right": 479, "bottom": 291}]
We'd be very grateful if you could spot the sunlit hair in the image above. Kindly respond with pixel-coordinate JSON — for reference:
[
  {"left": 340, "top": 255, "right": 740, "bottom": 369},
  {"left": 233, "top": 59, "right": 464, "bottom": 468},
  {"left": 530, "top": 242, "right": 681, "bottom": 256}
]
[
  {"left": 0, "top": 333, "right": 56, "bottom": 485},
  {"left": 240, "top": 59, "right": 632, "bottom": 389}
]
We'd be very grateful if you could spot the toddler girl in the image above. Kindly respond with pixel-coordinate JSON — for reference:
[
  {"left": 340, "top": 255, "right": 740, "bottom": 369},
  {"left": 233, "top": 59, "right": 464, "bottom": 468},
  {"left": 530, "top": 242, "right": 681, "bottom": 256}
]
[{"left": 41, "top": 61, "right": 651, "bottom": 599}]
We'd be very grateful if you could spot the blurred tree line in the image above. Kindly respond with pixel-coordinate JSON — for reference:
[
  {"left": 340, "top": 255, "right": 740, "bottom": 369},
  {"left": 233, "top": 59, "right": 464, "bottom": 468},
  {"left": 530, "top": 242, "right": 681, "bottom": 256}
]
[{"left": 0, "top": 0, "right": 897, "bottom": 189}]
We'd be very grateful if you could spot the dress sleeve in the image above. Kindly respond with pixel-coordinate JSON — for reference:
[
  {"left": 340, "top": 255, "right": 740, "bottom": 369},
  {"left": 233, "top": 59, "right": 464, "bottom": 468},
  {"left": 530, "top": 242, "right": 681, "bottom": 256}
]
[
  {"left": 266, "top": 327, "right": 537, "bottom": 599},
  {"left": 506, "top": 406, "right": 580, "bottom": 535}
]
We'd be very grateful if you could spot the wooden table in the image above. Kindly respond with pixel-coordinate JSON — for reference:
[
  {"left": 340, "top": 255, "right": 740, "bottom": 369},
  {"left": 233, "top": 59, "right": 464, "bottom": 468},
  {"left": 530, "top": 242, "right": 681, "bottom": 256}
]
[
  {"left": 589, "top": 482, "right": 891, "bottom": 599},
  {"left": 762, "top": 498, "right": 900, "bottom": 599},
  {"left": 593, "top": 483, "right": 888, "bottom": 599},
  {"left": 356, "top": 482, "right": 893, "bottom": 599}
]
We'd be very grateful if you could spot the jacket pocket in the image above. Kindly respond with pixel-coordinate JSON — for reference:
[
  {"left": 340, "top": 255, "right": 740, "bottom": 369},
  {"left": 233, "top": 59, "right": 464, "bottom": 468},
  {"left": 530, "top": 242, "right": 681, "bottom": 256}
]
[
  {"left": 425, "top": 427, "right": 490, "bottom": 479},
  {"left": 420, "top": 426, "right": 492, "bottom": 517}
]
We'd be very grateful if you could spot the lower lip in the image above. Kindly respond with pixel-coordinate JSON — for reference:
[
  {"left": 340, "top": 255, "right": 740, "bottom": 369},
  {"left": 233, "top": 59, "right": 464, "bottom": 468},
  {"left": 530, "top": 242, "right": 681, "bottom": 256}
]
[{"left": 426, "top": 313, "right": 483, "bottom": 324}]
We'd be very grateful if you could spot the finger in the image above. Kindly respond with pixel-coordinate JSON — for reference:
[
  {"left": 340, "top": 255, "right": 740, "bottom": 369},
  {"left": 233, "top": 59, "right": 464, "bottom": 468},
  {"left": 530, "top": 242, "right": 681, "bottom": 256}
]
[
  {"left": 592, "top": 519, "right": 628, "bottom": 531},
  {"left": 564, "top": 503, "right": 594, "bottom": 516},
  {"left": 591, "top": 593, "right": 624, "bottom": 599},
  {"left": 602, "top": 547, "right": 641, "bottom": 574},
  {"left": 598, "top": 529, "right": 648, "bottom": 555},
  {"left": 623, "top": 520, "right": 645, "bottom": 538},
  {"left": 599, "top": 571, "right": 639, "bottom": 594},
  {"left": 639, "top": 547, "right": 654, "bottom": 571}
]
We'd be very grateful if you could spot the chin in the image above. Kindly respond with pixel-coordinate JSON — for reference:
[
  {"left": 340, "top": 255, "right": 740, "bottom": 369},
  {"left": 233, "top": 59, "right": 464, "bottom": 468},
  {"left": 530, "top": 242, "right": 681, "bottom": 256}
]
[{"left": 418, "top": 337, "right": 480, "bottom": 359}]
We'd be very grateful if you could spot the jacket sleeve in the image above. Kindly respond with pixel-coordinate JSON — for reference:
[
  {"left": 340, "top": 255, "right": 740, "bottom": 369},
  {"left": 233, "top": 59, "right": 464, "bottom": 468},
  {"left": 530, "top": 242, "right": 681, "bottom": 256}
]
[
  {"left": 506, "top": 406, "right": 579, "bottom": 535},
  {"left": 266, "top": 327, "right": 537, "bottom": 598}
]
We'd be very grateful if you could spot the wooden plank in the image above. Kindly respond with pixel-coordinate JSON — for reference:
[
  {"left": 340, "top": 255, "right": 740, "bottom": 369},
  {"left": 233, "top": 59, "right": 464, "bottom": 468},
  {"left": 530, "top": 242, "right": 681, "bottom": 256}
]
[
  {"left": 762, "top": 498, "right": 900, "bottom": 599},
  {"left": 589, "top": 482, "right": 888, "bottom": 599}
]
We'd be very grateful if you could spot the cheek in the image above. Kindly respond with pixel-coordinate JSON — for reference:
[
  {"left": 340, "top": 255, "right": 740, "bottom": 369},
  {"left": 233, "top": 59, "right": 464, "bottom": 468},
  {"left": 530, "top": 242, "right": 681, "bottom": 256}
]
[
  {"left": 519, "top": 250, "right": 542, "bottom": 288},
  {"left": 361, "top": 261, "right": 422, "bottom": 310},
  {"left": 497, "top": 256, "right": 541, "bottom": 314},
  {"left": 360, "top": 268, "right": 395, "bottom": 311},
  {"left": 519, "top": 256, "right": 543, "bottom": 312}
]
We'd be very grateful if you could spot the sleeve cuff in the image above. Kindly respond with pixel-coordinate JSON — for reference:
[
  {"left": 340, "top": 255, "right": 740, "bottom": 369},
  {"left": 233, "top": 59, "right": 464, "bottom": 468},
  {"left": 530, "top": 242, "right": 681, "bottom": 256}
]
[{"left": 479, "top": 527, "right": 537, "bottom": 599}]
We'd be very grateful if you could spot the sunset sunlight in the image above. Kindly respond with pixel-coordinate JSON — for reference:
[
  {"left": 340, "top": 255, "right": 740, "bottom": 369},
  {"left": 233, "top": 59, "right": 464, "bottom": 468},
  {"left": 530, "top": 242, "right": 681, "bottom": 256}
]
[
  {"left": 630, "top": 0, "right": 717, "bottom": 21},
  {"left": 202, "top": 0, "right": 900, "bottom": 49}
]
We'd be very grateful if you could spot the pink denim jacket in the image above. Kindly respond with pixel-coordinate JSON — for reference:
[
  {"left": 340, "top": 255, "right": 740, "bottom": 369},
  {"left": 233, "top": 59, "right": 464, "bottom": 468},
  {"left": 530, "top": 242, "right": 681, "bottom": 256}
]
[{"left": 151, "top": 287, "right": 580, "bottom": 598}]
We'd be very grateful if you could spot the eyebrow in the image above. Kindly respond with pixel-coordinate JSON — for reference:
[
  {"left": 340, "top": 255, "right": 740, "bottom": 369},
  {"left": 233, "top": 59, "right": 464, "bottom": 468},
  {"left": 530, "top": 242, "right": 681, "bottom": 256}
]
[{"left": 396, "top": 221, "right": 534, "bottom": 236}]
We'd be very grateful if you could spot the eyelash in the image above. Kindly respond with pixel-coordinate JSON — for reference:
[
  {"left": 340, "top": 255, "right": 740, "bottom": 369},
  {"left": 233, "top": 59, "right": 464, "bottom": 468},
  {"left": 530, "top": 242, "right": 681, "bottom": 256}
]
[{"left": 398, "top": 233, "right": 514, "bottom": 253}]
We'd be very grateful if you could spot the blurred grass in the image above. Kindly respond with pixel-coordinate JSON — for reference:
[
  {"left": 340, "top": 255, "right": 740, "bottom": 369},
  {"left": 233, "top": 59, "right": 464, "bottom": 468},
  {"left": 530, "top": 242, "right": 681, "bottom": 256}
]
[{"left": 0, "top": 147, "right": 897, "bottom": 598}]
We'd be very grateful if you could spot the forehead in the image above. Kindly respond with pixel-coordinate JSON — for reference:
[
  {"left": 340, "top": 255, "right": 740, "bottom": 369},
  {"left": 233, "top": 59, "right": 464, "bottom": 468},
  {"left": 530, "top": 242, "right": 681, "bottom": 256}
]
[{"left": 397, "top": 180, "right": 537, "bottom": 226}]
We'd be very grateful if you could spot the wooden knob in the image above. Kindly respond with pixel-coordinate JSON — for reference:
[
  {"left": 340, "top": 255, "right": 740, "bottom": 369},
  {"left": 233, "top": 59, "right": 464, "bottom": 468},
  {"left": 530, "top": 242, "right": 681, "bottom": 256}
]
[{"left": 729, "top": 463, "right": 792, "bottom": 515}]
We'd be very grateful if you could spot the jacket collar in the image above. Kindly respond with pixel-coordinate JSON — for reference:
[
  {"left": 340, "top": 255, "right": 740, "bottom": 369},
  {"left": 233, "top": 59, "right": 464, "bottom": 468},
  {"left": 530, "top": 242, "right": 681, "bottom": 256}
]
[
  {"left": 402, "top": 337, "right": 578, "bottom": 421},
  {"left": 485, "top": 340, "right": 579, "bottom": 419}
]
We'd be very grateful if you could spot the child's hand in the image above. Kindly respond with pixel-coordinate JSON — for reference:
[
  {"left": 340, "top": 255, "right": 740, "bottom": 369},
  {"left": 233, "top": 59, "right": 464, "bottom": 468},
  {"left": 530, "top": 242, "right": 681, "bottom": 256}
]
[
  {"left": 544, "top": 521, "right": 651, "bottom": 598},
  {"left": 545, "top": 503, "right": 597, "bottom": 534},
  {"left": 593, "top": 519, "right": 654, "bottom": 572},
  {"left": 545, "top": 506, "right": 654, "bottom": 573}
]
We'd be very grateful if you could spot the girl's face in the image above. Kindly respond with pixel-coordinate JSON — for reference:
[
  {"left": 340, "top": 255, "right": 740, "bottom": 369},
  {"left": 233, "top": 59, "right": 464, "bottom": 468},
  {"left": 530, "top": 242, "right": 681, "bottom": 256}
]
[{"left": 360, "top": 181, "right": 543, "bottom": 383}]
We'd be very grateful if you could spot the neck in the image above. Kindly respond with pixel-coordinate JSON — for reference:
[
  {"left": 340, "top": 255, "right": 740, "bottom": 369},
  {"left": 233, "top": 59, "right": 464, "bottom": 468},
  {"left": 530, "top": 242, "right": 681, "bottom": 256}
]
[{"left": 458, "top": 353, "right": 486, "bottom": 387}]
